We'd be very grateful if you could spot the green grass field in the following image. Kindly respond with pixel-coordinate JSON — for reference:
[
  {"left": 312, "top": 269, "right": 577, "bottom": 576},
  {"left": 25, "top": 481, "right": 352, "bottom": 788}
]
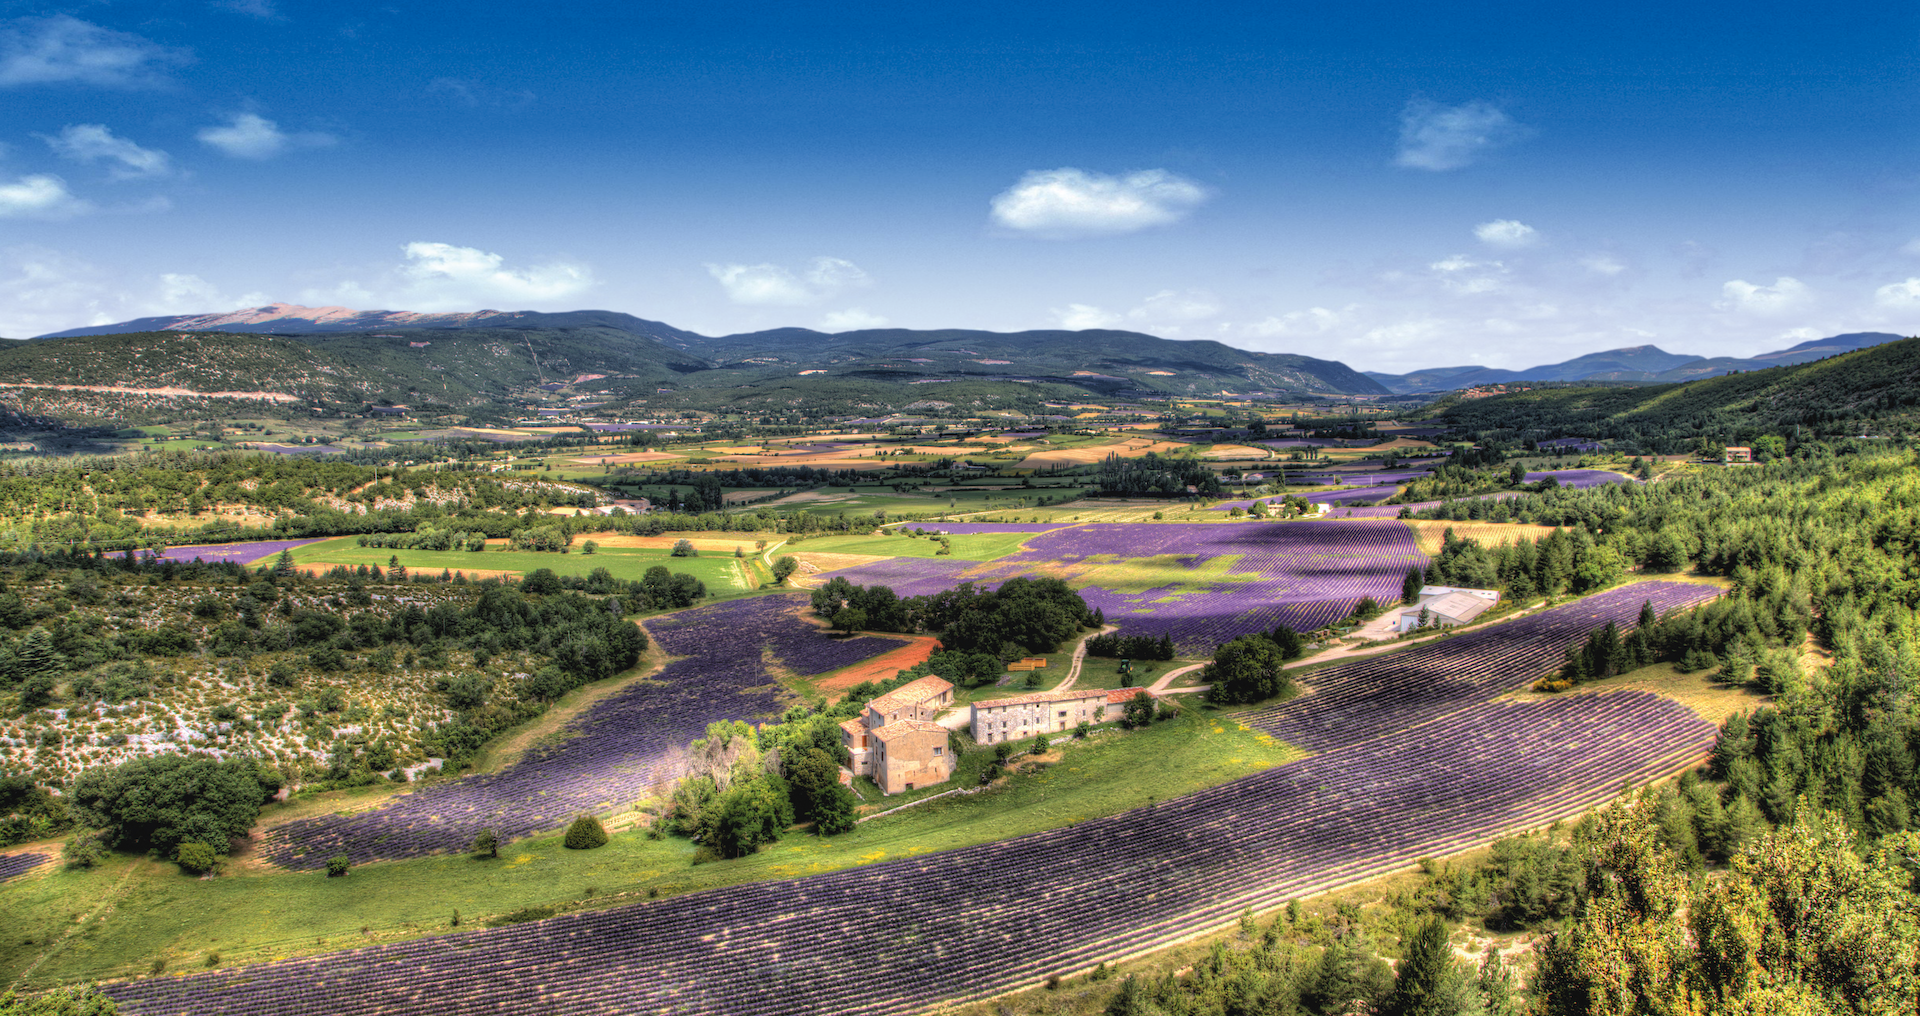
[
  {"left": 787, "top": 530, "right": 1035, "bottom": 561},
  {"left": 290, "top": 537, "right": 756, "bottom": 592},
  {"left": 0, "top": 708, "right": 1296, "bottom": 988}
]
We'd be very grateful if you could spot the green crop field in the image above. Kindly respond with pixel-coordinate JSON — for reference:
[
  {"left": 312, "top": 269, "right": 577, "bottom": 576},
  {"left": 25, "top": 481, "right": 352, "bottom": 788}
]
[
  {"left": 290, "top": 538, "right": 756, "bottom": 591},
  {"left": 0, "top": 708, "right": 1295, "bottom": 988}
]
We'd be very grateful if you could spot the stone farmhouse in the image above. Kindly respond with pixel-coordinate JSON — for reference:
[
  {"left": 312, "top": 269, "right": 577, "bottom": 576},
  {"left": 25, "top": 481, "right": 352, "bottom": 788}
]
[
  {"left": 969, "top": 687, "right": 1134, "bottom": 745},
  {"left": 1395, "top": 585, "right": 1500, "bottom": 633},
  {"left": 839, "top": 675, "right": 955, "bottom": 795}
]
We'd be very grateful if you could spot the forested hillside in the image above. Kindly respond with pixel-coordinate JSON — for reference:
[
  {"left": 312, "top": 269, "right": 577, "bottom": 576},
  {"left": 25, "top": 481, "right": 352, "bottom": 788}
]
[{"left": 1436, "top": 336, "right": 1920, "bottom": 449}]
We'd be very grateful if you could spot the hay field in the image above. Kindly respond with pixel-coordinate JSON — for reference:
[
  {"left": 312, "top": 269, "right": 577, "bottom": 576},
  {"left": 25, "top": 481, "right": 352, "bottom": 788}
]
[{"left": 1014, "top": 437, "right": 1190, "bottom": 469}]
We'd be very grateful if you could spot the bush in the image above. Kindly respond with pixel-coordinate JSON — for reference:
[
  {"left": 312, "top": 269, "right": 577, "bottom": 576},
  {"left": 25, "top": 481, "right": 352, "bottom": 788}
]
[
  {"left": 1074, "top": 720, "right": 1091, "bottom": 739},
  {"left": 563, "top": 814, "right": 608, "bottom": 850},
  {"left": 670, "top": 539, "right": 697, "bottom": 558},
  {"left": 174, "top": 841, "right": 217, "bottom": 875},
  {"left": 62, "top": 833, "right": 102, "bottom": 870},
  {"left": 469, "top": 828, "right": 498, "bottom": 859},
  {"left": 1033, "top": 733, "right": 1051, "bottom": 753},
  {"left": 0, "top": 984, "right": 122, "bottom": 1014},
  {"left": 326, "top": 854, "right": 350, "bottom": 877}
]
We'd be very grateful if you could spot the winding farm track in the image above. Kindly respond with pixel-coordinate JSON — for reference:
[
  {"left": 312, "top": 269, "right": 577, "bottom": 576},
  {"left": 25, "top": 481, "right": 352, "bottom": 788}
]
[{"left": 106, "top": 582, "right": 1721, "bottom": 1016}]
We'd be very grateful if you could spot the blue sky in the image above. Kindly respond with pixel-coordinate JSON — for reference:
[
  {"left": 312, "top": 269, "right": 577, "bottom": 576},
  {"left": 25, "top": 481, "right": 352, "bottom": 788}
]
[{"left": 0, "top": 0, "right": 1914, "bottom": 371}]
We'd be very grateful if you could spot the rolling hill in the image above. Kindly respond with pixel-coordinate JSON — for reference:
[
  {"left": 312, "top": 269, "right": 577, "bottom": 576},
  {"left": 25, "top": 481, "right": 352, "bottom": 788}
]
[
  {"left": 1365, "top": 332, "right": 1905, "bottom": 393},
  {"left": 1435, "top": 335, "right": 1920, "bottom": 450}
]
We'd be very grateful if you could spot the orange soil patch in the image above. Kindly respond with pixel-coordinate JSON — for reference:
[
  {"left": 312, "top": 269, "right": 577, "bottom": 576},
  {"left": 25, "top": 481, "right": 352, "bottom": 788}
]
[
  {"left": 813, "top": 635, "right": 941, "bottom": 692},
  {"left": 567, "top": 451, "right": 684, "bottom": 464},
  {"left": 1371, "top": 437, "right": 1439, "bottom": 450},
  {"left": 517, "top": 426, "right": 585, "bottom": 433}
]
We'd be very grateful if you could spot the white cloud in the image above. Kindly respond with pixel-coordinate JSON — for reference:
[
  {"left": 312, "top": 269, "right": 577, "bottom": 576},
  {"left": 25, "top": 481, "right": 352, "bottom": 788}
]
[
  {"left": 197, "top": 112, "right": 336, "bottom": 160},
  {"left": 989, "top": 168, "right": 1207, "bottom": 238},
  {"left": 303, "top": 242, "right": 595, "bottom": 312},
  {"left": 1901, "top": 239, "right": 1920, "bottom": 257},
  {"left": 0, "top": 174, "right": 90, "bottom": 219},
  {"left": 1473, "top": 219, "right": 1537, "bottom": 248},
  {"left": 1396, "top": 99, "right": 1520, "bottom": 171},
  {"left": 820, "top": 307, "right": 889, "bottom": 331},
  {"left": 1051, "top": 303, "right": 1123, "bottom": 330},
  {"left": 0, "top": 16, "right": 189, "bottom": 89},
  {"left": 706, "top": 257, "right": 871, "bottom": 306},
  {"left": 397, "top": 242, "right": 591, "bottom": 305},
  {"left": 41, "top": 124, "right": 171, "bottom": 179},
  {"left": 1580, "top": 254, "right": 1627, "bottom": 276},
  {"left": 1874, "top": 278, "right": 1920, "bottom": 309},
  {"left": 1718, "top": 276, "right": 1810, "bottom": 315},
  {"left": 149, "top": 273, "right": 265, "bottom": 314},
  {"left": 0, "top": 246, "right": 112, "bottom": 336}
]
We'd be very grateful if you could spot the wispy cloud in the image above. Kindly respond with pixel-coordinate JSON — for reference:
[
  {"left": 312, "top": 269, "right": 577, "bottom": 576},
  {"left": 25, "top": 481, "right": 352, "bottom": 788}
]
[
  {"left": 1473, "top": 219, "right": 1537, "bottom": 248},
  {"left": 820, "top": 307, "right": 889, "bottom": 331},
  {"left": 429, "top": 77, "right": 535, "bottom": 110},
  {"left": 210, "top": 0, "right": 279, "bottom": 19},
  {"left": 1396, "top": 99, "right": 1520, "bottom": 171},
  {"left": 41, "top": 124, "right": 171, "bottom": 179},
  {"left": 990, "top": 168, "right": 1208, "bottom": 238},
  {"left": 706, "top": 257, "right": 870, "bottom": 306},
  {"left": 0, "top": 174, "right": 91, "bottom": 219},
  {"left": 1718, "top": 276, "right": 1810, "bottom": 315},
  {"left": 197, "top": 112, "right": 336, "bottom": 160},
  {"left": 0, "top": 16, "right": 190, "bottom": 89}
]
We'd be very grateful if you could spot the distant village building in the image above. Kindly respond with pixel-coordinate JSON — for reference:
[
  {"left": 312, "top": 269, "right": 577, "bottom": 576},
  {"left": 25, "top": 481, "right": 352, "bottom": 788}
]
[
  {"left": 969, "top": 687, "right": 1116, "bottom": 745},
  {"left": 1723, "top": 446, "right": 1752, "bottom": 463},
  {"left": 368, "top": 405, "right": 408, "bottom": 417},
  {"left": 1396, "top": 586, "right": 1500, "bottom": 633},
  {"left": 840, "top": 675, "right": 955, "bottom": 795}
]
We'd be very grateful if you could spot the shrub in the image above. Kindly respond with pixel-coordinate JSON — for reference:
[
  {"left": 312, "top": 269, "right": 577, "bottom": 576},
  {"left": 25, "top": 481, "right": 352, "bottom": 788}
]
[
  {"left": 1074, "top": 721, "right": 1091, "bottom": 739},
  {"left": 469, "top": 828, "right": 498, "bottom": 859},
  {"left": 1033, "top": 733, "right": 1051, "bottom": 753},
  {"left": 326, "top": 854, "right": 350, "bottom": 877},
  {"left": 670, "top": 539, "right": 697, "bottom": 558},
  {"left": 563, "top": 815, "right": 608, "bottom": 850},
  {"left": 174, "top": 841, "right": 217, "bottom": 875},
  {"left": 62, "top": 833, "right": 102, "bottom": 870}
]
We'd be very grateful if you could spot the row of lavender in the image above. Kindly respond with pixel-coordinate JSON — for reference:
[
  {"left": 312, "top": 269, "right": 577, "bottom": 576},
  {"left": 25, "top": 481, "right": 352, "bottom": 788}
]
[
  {"left": 259, "top": 596, "right": 900, "bottom": 869},
  {"left": 1242, "top": 582, "right": 1720, "bottom": 750},
  {"left": 107, "top": 591, "right": 1716, "bottom": 1016},
  {"left": 0, "top": 851, "right": 48, "bottom": 883}
]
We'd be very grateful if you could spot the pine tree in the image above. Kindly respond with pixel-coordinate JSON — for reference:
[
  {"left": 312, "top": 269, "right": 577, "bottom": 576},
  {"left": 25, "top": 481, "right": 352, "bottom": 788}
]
[{"left": 1382, "top": 916, "right": 1458, "bottom": 1016}]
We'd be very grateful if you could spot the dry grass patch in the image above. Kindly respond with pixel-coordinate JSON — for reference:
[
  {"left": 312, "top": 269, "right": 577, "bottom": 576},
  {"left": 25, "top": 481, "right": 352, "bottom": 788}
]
[
  {"left": 564, "top": 451, "right": 683, "bottom": 464},
  {"left": 1402, "top": 520, "right": 1563, "bottom": 555}
]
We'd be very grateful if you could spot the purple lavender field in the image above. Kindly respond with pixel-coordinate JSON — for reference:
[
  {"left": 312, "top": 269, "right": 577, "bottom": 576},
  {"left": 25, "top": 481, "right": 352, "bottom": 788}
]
[
  {"left": 818, "top": 522, "right": 1427, "bottom": 654},
  {"left": 117, "top": 538, "right": 328, "bottom": 566},
  {"left": 259, "top": 596, "right": 900, "bottom": 869},
  {"left": 0, "top": 851, "right": 48, "bottom": 883},
  {"left": 107, "top": 590, "right": 1716, "bottom": 1016},
  {"left": 1023, "top": 521, "right": 1425, "bottom": 651}
]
